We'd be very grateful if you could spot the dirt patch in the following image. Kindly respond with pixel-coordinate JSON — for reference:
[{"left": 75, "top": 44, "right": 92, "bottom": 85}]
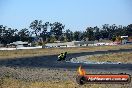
[{"left": 0, "top": 66, "right": 131, "bottom": 88}]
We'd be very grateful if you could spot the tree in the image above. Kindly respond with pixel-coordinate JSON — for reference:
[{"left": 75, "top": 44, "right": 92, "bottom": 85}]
[
  {"left": 49, "top": 36, "right": 57, "bottom": 43},
  {"left": 29, "top": 20, "right": 42, "bottom": 36},
  {"left": 108, "top": 24, "right": 117, "bottom": 39},
  {"left": 93, "top": 26, "right": 100, "bottom": 41},
  {"left": 73, "top": 31, "right": 83, "bottom": 41},
  {"left": 126, "top": 24, "right": 132, "bottom": 36},
  {"left": 1, "top": 27, "right": 18, "bottom": 44},
  {"left": 18, "top": 28, "right": 31, "bottom": 42},
  {"left": 40, "top": 22, "right": 50, "bottom": 42},
  {"left": 112, "top": 37, "right": 116, "bottom": 42},
  {"left": 7, "top": 28, "right": 18, "bottom": 43},
  {"left": 73, "top": 31, "right": 79, "bottom": 41},
  {"left": 85, "top": 27, "right": 94, "bottom": 41},
  {"left": 0, "top": 25, "right": 5, "bottom": 37},
  {"left": 50, "top": 22, "right": 65, "bottom": 40},
  {"left": 0, "top": 25, "right": 6, "bottom": 44},
  {"left": 64, "top": 29, "right": 73, "bottom": 42}
]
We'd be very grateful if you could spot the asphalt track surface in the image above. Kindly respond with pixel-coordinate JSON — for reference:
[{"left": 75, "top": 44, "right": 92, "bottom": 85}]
[{"left": 0, "top": 48, "right": 132, "bottom": 71}]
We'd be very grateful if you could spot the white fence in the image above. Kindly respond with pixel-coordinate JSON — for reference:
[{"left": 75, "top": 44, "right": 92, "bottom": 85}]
[{"left": 0, "top": 46, "right": 42, "bottom": 50}]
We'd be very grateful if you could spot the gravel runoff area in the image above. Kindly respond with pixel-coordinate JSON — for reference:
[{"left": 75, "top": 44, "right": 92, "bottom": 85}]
[
  {"left": 70, "top": 55, "right": 122, "bottom": 64},
  {"left": 70, "top": 52, "right": 132, "bottom": 64},
  {"left": 0, "top": 66, "right": 132, "bottom": 88}
]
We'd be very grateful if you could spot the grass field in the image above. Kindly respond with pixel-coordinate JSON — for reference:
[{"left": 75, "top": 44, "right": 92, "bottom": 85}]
[{"left": 0, "top": 45, "right": 132, "bottom": 59}]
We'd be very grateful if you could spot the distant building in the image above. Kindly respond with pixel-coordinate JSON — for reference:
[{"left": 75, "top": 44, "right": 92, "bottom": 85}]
[
  {"left": 7, "top": 41, "right": 29, "bottom": 48},
  {"left": 44, "top": 41, "right": 96, "bottom": 48},
  {"left": 121, "top": 36, "right": 128, "bottom": 44}
]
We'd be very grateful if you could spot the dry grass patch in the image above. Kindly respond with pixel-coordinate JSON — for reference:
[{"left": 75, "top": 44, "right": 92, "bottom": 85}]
[
  {"left": 0, "top": 77, "right": 131, "bottom": 88},
  {"left": 87, "top": 52, "right": 132, "bottom": 63},
  {"left": 0, "top": 45, "right": 132, "bottom": 59}
]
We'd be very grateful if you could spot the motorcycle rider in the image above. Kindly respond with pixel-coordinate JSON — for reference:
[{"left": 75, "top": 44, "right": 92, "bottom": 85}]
[{"left": 57, "top": 52, "right": 67, "bottom": 61}]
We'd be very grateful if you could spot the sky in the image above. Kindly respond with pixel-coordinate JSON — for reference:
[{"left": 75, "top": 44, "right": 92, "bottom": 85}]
[{"left": 0, "top": 0, "right": 132, "bottom": 31}]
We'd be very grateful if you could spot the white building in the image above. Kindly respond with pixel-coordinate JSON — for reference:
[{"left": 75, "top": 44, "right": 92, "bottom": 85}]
[
  {"left": 7, "top": 41, "right": 29, "bottom": 48},
  {"left": 121, "top": 36, "right": 128, "bottom": 44},
  {"left": 45, "top": 41, "right": 96, "bottom": 48}
]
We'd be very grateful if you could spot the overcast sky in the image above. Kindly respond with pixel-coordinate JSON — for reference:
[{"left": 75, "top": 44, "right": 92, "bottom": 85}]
[{"left": 0, "top": 0, "right": 132, "bottom": 31}]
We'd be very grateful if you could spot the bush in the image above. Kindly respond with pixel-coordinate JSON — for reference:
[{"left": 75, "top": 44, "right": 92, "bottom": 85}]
[
  {"left": 49, "top": 36, "right": 57, "bottom": 43},
  {"left": 38, "top": 42, "right": 43, "bottom": 46},
  {"left": 112, "top": 37, "right": 116, "bottom": 42},
  {"left": 116, "top": 36, "right": 122, "bottom": 42}
]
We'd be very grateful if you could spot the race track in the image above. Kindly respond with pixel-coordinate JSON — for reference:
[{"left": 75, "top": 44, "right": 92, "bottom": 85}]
[{"left": 0, "top": 48, "right": 132, "bottom": 71}]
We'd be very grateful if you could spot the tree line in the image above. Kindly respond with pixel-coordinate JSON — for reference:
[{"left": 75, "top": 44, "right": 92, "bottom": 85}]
[{"left": 0, "top": 20, "right": 132, "bottom": 46}]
